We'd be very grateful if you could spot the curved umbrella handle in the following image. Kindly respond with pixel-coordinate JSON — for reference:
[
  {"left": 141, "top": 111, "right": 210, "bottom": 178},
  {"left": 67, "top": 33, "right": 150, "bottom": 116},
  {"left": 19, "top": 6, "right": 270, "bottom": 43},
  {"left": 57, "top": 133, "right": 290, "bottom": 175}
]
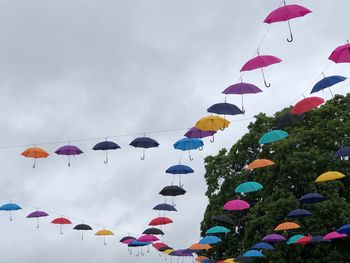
[
  {"left": 33, "top": 159, "right": 36, "bottom": 168},
  {"left": 36, "top": 218, "right": 40, "bottom": 229},
  {"left": 198, "top": 146, "right": 203, "bottom": 151},
  {"left": 261, "top": 68, "right": 271, "bottom": 87},
  {"left": 287, "top": 19, "right": 294, "bottom": 43},
  {"left": 68, "top": 155, "right": 71, "bottom": 167},
  {"left": 210, "top": 135, "right": 215, "bottom": 143},
  {"left": 104, "top": 150, "right": 109, "bottom": 164},
  {"left": 188, "top": 151, "right": 194, "bottom": 161},
  {"left": 104, "top": 237, "right": 107, "bottom": 246},
  {"left": 60, "top": 225, "right": 64, "bottom": 235},
  {"left": 140, "top": 148, "right": 145, "bottom": 160},
  {"left": 9, "top": 211, "right": 13, "bottom": 222}
]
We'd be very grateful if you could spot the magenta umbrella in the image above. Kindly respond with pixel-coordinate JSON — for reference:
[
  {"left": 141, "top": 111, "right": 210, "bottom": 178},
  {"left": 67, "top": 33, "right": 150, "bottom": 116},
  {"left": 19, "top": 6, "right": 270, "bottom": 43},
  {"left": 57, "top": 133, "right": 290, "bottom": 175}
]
[
  {"left": 27, "top": 210, "right": 49, "bottom": 229},
  {"left": 137, "top": 235, "right": 159, "bottom": 242},
  {"left": 223, "top": 200, "right": 250, "bottom": 211},
  {"left": 55, "top": 145, "right": 83, "bottom": 167},
  {"left": 329, "top": 43, "right": 350, "bottom": 63},
  {"left": 264, "top": 3, "right": 311, "bottom": 42},
  {"left": 241, "top": 53, "right": 282, "bottom": 87},
  {"left": 323, "top": 231, "right": 348, "bottom": 241}
]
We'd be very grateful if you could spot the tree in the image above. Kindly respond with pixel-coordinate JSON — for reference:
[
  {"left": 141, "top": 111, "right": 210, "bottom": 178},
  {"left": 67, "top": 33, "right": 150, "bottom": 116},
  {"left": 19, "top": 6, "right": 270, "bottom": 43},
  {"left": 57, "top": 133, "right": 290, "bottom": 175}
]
[{"left": 200, "top": 94, "right": 350, "bottom": 262}]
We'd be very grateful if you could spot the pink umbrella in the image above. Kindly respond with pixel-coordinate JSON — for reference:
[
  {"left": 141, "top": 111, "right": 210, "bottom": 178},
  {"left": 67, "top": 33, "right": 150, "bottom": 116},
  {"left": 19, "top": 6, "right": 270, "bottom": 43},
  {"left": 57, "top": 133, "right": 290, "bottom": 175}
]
[
  {"left": 137, "top": 234, "right": 159, "bottom": 242},
  {"left": 264, "top": 3, "right": 312, "bottom": 42},
  {"left": 240, "top": 53, "right": 282, "bottom": 87},
  {"left": 329, "top": 43, "right": 350, "bottom": 63},
  {"left": 323, "top": 231, "right": 348, "bottom": 240},
  {"left": 223, "top": 200, "right": 250, "bottom": 211}
]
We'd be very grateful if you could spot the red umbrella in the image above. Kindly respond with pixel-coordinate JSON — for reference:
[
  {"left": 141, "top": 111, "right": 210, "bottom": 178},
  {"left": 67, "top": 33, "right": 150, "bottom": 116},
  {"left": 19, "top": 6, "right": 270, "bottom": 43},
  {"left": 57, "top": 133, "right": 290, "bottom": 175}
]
[
  {"left": 148, "top": 217, "right": 173, "bottom": 226},
  {"left": 241, "top": 53, "right": 282, "bottom": 87},
  {"left": 51, "top": 217, "right": 72, "bottom": 234},
  {"left": 329, "top": 43, "right": 350, "bottom": 63},
  {"left": 153, "top": 242, "right": 167, "bottom": 250},
  {"left": 296, "top": 236, "right": 312, "bottom": 245},
  {"left": 264, "top": 3, "right": 311, "bottom": 42},
  {"left": 291, "top": 97, "right": 324, "bottom": 115}
]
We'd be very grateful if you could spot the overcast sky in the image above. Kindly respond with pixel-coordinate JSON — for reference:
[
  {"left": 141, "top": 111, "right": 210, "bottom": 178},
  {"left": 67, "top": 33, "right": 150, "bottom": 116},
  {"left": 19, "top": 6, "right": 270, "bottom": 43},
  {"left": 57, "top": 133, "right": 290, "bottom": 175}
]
[{"left": 0, "top": 0, "right": 349, "bottom": 262}]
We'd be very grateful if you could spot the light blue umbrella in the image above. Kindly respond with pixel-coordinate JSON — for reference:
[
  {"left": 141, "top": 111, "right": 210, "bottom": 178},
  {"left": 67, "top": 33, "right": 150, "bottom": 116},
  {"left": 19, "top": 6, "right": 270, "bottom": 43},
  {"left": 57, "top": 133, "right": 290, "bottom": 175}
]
[
  {"left": 235, "top": 182, "right": 263, "bottom": 193},
  {"left": 205, "top": 226, "right": 230, "bottom": 235},
  {"left": 287, "top": 234, "right": 305, "bottom": 245},
  {"left": 0, "top": 203, "right": 22, "bottom": 221},
  {"left": 259, "top": 130, "right": 288, "bottom": 144},
  {"left": 311, "top": 75, "right": 346, "bottom": 96},
  {"left": 243, "top": 250, "right": 264, "bottom": 257},
  {"left": 173, "top": 138, "right": 204, "bottom": 161},
  {"left": 251, "top": 242, "right": 274, "bottom": 250},
  {"left": 199, "top": 235, "right": 221, "bottom": 245}
]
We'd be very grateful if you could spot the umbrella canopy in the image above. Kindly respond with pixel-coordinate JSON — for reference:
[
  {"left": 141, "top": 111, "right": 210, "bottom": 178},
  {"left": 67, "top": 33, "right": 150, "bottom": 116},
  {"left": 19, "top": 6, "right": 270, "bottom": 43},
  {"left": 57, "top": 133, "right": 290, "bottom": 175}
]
[
  {"left": 329, "top": 43, "right": 350, "bottom": 63},
  {"left": 73, "top": 223, "right": 93, "bottom": 240},
  {"left": 287, "top": 235, "right": 305, "bottom": 245},
  {"left": 21, "top": 147, "right": 49, "bottom": 168},
  {"left": 137, "top": 234, "right": 159, "bottom": 242},
  {"left": 212, "top": 215, "right": 234, "bottom": 225},
  {"left": 92, "top": 140, "right": 121, "bottom": 164},
  {"left": 251, "top": 242, "right": 274, "bottom": 250},
  {"left": 223, "top": 200, "right": 250, "bottom": 211},
  {"left": 95, "top": 229, "right": 114, "bottom": 245},
  {"left": 142, "top": 228, "right": 164, "bottom": 235},
  {"left": 334, "top": 146, "right": 350, "bottom": 158},
  {"left": 184, "top": 127, "right": 216, "bottom": 139},
  {"left": 195, "top": 256, "right": 209, "bottom": 262},
  {"left": 0, "top": 203, "right": 22, "bottom": 221},
  {"left": 206, "top": 226, "right": 230, "bottom": 235},
  {"left": 287, "top": 209, "right": 312, "bottom": 218},
  {"left": 51, "top": 217, "right": 72, "bottom": 235},
  {"left": 188, "top": 243, "right": 212, "bottom": 251},
  {"left": 246, "top": 159, "right": 275, "bottom": 170},
  {"left": 199, "top": 236, "right": 222, "bottom": 245},
  {"left": 195, "top": 115, "right": 230, "bottom": 131},
  {"left": 296, "top": 236, "right": 312, "bottom": 245},
  {"left": 174, "top": 138, "right": 204, "bottom": 161},
  {"left": 120, "top": 236, "right": 136, "bottom": 244},
  {"left": 153, "top": 242, "right": 167, "bottom": 250},
  {"left": 166, "top": 164, "right": 194, "bottom": 175},
  {"left": 276, "top": 112, "right": 302, "bottom": 129},
  {"left": 337, "top": 224, "right": 350, "bottom": 235},
  {"left": 315, "top": 171, "right": 346, "bottom": 182},
  {"left": 262, "top": 234, "right": 286, "bottom": 242},
  {"left": 235, "top": 182, "right": 263, "bottom": 193},
  {"left": 55, "top": 145, "right": 83, "bottom": 167},
  {"left": 153, "top": 203, "right": 177, "bottom": 212},
  {"left": 291, "top": 97, "right": 324, "bottom": 115},
  {"left": 27, "top": 210, "right": 49, "bottom": 229},
  {"left": 264, "top": 4, "right": 311, "bottom": 42},
  {"left": 159, "top": 185, "right": 186, "bottom": 196},
  {"left": 129, "top": 136, "right": 159, "bottom": 160},
  {"left": 128, "top": 241, "right": 152, "bottom": 247},
  {"left": 311, "top": 75, "right": 347, "bottom": 94},
  {"left": 299, "top": 193, "right": 326, "bottom": 204},
  {"left": 149, "top": 217, "right": 173, "bottom": 226},
  {"left": 240, "top": 54, "right": 282, "bottom": 87},
  {"left": 242, "top": 250, "right": 263, "bottom": 257},
  {"left": 259, "top": 130, "right": 288, "bottom": 144},
  {"left": 207, "top": 102, "right": 244, "bottom": 116},
  {"left": 311, "top": 236, "right": 330, "bottom": 243},
  {"left": 274, "top": 222, "right": 300, "bottom": 231},
  {"left": 323, "top": 231, "right": 347, "bottom": 240}
]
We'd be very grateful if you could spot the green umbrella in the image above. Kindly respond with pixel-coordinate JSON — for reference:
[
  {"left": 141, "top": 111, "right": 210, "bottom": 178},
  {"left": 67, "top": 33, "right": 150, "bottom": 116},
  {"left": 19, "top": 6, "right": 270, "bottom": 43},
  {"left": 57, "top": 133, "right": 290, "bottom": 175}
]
[
  {"left": 259, "top": 130, "right": 288, "bottom": 144},
  {"left": 235, "top": 182, "right": 263, "bottom": 193}
]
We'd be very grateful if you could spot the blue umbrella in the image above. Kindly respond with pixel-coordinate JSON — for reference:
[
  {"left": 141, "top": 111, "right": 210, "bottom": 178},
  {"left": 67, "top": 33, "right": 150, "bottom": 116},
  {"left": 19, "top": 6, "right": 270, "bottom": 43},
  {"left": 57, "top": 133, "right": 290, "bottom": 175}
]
[
  {"left": 337, "top": 224, "right": 350, "bottom": 235},
  {"left": 173, "top": 138, "right": 204, "bottom": 161},
  {"left": 311, "top": 75, "right": 347, "bottom": 95},
  {"left": 207, "top": 102, "right": 244, "bottom": 116},
  {"left": 299, "top": 193, "right": 326, "bottom": 204},
  {"left": 287, "top": 234, "right": 305, "bottom": 245},
  {"left": 259, "top": 130, "right": 288, "bottom": 144},
  {"left": 287, "top": 209, "right": 312, "bottom": 218},
  {"left": 205, "top": 226, "right": 230, "bottom": 235},
  {"left": 0, "top": 203, "right": 22, "bottom": 221},
  {"left": 334, "top": 146, "right": 350, "bottom": 159},
  {"left": 92, "top": 140, "right": 121, "bottom": 164},
  {"left": 243, "top": 250, "right": 264, "bottom": 257},
  {"left": 166, "top": 164, "right": 194, "bottom": 186},
  {"left": 199, "top": 235, "right": 221, "bottom": 245},
  {"left": 153, "top": 203, "right": 177, "bottom": 212},
  {"left": 129, "top": 136, "right": 159, "bottom": 160},
  {"left": 251, "top": 242, "right": 274, "bottom": 250}
]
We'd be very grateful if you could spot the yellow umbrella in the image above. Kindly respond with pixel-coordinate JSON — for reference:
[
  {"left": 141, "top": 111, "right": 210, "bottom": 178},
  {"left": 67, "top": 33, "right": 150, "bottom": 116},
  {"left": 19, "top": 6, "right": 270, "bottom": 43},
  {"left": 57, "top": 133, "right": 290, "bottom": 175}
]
[
  {"left": 195, "top": 115, "right": 230, "bottom": 131},
  {"left": 274, "top": 222, "right": 300, "bottom": 231},
  {"left": 95, "top": 229, "right": 114, "bottom": 245},
  {"left": 163, "top": 249, "right": 175, "bottom": 255},
  {"left": 224, "top": 258, "right": 237, "bottom": 263},
  {"left": 315, "top": 171, "right": 345, "bottom": 183}
]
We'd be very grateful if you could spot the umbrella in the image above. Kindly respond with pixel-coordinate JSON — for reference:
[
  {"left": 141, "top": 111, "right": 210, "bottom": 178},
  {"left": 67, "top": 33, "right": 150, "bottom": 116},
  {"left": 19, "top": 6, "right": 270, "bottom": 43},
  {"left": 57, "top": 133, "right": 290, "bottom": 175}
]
[
  {"left": 206, "top": 226, "right": 230, "bottom": 235},
  {"left": 158, "top": 245, "right": 173, "bottom": 252},
  {"left": 287, "top": 209, "right": 312, "bottom": 218},
  {"left": 166, "top": 164, "right": 194, "bottom": 187},
  {"left": 299, "top": 193, "right": 326, "bottom": 204},
  {"left": 311, "top": 236, "right": 330, "bottom": 243},
  {"left": 142, "top": 228, "right": 164, "bottom": 235},
  {"left": 27, "top": 210, "right": 49, "bottom": 228},
  {"left": 207, "top": 102, "right": 244, "bottom": 116},
  {"left": 287, "top": 235, "right": 305, "bottom": 245},
  {"left": 251, "top": 242, "right": 274, "bottom": 250},
  {"left": 159, "top": 185, "right": 186, "bottom": 196},
  {"left": 223, "top": 200, "right": 250, "bottom": 211},
  {"left": 262, "top": 234, "right": 286, "bottom": 242},
  {"left": 195, "top": 115, "right": 230, "bottom": 132},
  {"left": 337, "top": 224, "right": 350, "bottom": 235},
  {"left": 329, "top": 43, "right": 350, "bottom": 63},
  {"left": 0, "top": 203, "right": 21, "bottom": 221},
  {"left": 235, "top": 256, "right": 254, "bottom": 262},
  {"left": 276, "top": 112, "right": 302, "bottom": 129},
  {"left": 334, "top": 146, "right": 350, "bottom": 159},
  {"left": 222, "top": 82, "right": 262, "bottom": 112},
  {"left": 149, "top": 217, "right": 173, "bottom": 226},
  {"left": 95, "top": 229, "right": 114, "bottom": 245},
  {"left": 240, "top": 53, "right": 282, "bottom": 87},
  {"left": 242, "top": 250, "right": 263, "bottom": 257},
  {"left": 152, "top": 203, "right": 177, "bottom": 212},
  {"left": 212, "top": 215, "right": 234, "bottom": 225},
  {"left": 315, "top": 171, "right": 345, "bottom": 183},
  {"left": 274, "top": 222, "right": 300, "bottom": 231},
  {"left": 73, "top": 223, "right": 93, "bottom": 240},
  {"left": 199, "top": 236, "right": 222, "bottom": 245},
  {"left": 246, "top": 159, "right": 275, "bottom": 170},
  {"left": 291, "top": 97, "right": 324, "bottom": 115},
  {"left": 55, "top": 145, "right": 83, "bottom": 167},
  {"left": 137, "top": 234, "right": 159, "bottom": 242},
  {"left": 21, "top": 147, "right": 49, "bottom": 168},
  {"left": 195, "top": 256, "right": 209, "bottom": 262},
  {"left": 323, "top": 231, "right": 347, "bottom": 240},
  {"left": 235, "top": 182, "right": 263, "bottom": 193},
  {"left": 92, "top": 140, "right": 120, "bottom": 164},
  {"left": 188, "top": 243, "right": 212, "bottom": 251},
  {"left": 129, "top": 136, "right": 159, "bottom": 160},
  {"left": 311, "top": 75, "right": 347, "bottom": 96},
  {"left": 264, "top": 3, "right": 311, "bottom": 42},
  {"left": 120, "top": 236, "right": 136, "bottom": 244},
  {"left": 259, "top": 130, "right": 288, "bottom": 144},
  {"left": 296, "top": 236, "right": 312, "bottom": 245},
  {"left": 173, "top": 138, "right": 203, "bottom": 161},
  {"left": 51, "top": 217, "right": 72, "bottom": 234},
  {"left": 153, "top": 242, "right": 167, "bottom": 250},
  {"left": 184, "top": 127, "right": 216, "bottom": 142}
]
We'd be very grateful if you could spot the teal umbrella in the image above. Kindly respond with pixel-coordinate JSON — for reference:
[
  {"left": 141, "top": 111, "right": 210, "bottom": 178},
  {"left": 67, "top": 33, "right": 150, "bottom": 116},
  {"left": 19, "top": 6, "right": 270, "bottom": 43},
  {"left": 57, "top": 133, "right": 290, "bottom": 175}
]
[
  {"left": 259, "top": 130, "right": 288, "bottom": 144},
  {"left": 287, "top": 234, "right": 305, "bottom": 245},
  {"left": 235, "top": 182, "right": 263, "bottom": 193},
  {"left": 243, "top": 250, "right": 264, "bottom": 257},
  {"left": 205, "top": 226, "right": 230, "bottom": 235}
]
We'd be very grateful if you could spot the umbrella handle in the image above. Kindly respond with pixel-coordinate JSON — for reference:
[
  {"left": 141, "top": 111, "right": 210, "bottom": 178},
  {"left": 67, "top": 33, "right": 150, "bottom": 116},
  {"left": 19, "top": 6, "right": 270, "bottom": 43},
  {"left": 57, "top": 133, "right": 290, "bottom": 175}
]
[
  {"left": 33, "top": 159, "right": 36, "bottom": 168},
  {"left": 104, "top": 150, "right": 109, "bottom": 164},
  {"left": 60, "top": 225, "right": 64, "bottom": 235},
  {"left": 140, "top": 148, "right": 145, "bottom": 160},
  {"left": 104, "top": 236, "right": 107, "bottom": 246},
  {"left": 198, "top": 146, "right": 203, "bottom": 151},
  {"left": 188, "top": 151, "right": 193, "bottom": 161},
  {"left": 81, "top": 231, "right": 84, "bottom": 240},
  {"left": 68, "top": 155, "right": 71, "bottom": 167},
  {"left": 210, "top": 135, "right": 215, "bottom": 143},
  {"left": 9, "top": 211, "right": 13, "bottom": 221},
  {"left": 287, "top": 19, "right": 293, "bottom": 42},
  {"left": 36, "top": 218, "right": 40, "bottom": 229}
]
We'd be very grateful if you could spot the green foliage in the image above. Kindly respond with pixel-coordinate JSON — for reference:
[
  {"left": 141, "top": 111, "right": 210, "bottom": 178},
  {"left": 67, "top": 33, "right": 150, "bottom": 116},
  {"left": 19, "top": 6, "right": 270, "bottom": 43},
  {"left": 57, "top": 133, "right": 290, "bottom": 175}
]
[{"left": 200, "top": 95, "right": 350, "bottom": 262}]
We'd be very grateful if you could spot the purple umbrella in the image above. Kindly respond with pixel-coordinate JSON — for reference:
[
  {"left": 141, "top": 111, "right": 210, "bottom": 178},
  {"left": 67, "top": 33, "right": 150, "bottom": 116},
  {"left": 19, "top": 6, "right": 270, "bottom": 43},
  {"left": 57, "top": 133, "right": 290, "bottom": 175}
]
[
  {"left": 27, "top": 210, "right": 49, "bottom": 229},
  {"left": 55, "top": 145, "right": 83, "bottom": 167},
  {"left": 262, "top": 234, "right": 286, "bottom": 243},
  {"left": 184, "top": 127, "right": 216, "bottom": 143},
  {"left": 222, "top": 82, "right": 262, "bottom": 111}
]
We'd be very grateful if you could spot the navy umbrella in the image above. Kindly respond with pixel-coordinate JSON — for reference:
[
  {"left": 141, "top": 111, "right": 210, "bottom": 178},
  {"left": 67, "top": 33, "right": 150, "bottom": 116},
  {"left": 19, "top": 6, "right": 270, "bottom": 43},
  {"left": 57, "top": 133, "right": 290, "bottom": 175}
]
[
  {"left": 276, "top": 112, "right": 301, "bottom": 129},
  {"left": 334, "top": 146, "right": 350, "bottom": 159},
  {"left": 129, "top": 136, "right": 159, "bottom": 160},
  {"left": 337, "top": 224, "right": 350, "bottom": 235},
  {"left": 73, "top": 223, "right": 93, "bottom": 240},
  {"left": 287, "top": 209, "right": 312, "bottom": 218},
  {"left": 142, "top": 228, "right": 164, "bottom": 235},
  {"left": 235, "top": 256, "right": 254, "bottom": 262},
  {"left": 212, "top": 214, "right": 234, "bottom": 225},
  {"left": 251, "top": 242, "right": 274, "bottom": 250},
  {"left": 207, "top": 102, "right": 244, "bottom": 116},
  {"left": 159, "top": 185, "right": 186, "bottom": 206},
  {"left": 311, "top": 75, "right": 347, "bottom": 96},
  {"left": 153, "top": 203, "right": 177, "bottom": 212},
  {"left": 299, "top": 193, "right": 326, "bottom": 204},
  {"left": 166, "top": 164, "right": 194, "bottom": 186},
  {"left": 93, "top": 140, "right": 121, "bottom": 164},
  {"left": 310, "top": 236, "right": 330, "bottom": 243}
]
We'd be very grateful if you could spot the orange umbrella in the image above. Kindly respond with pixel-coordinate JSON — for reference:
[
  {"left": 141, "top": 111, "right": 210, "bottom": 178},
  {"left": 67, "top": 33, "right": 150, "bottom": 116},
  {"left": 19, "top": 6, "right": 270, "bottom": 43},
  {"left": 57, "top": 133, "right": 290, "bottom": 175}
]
[
  {"left": 246, "top": 159, "right": 275, "bottom": 170},
  {"left": 195, "top": 256, "right": 209, "bottom": 262},
  {"left": 21, "top": 147, "right": 49, "bottom": 168},
  {"left": 189, "top": 243, "right": 212, "bottom": 250},
  {"left": 275, "top": 222, "right": 300, "bottom": 231}
]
